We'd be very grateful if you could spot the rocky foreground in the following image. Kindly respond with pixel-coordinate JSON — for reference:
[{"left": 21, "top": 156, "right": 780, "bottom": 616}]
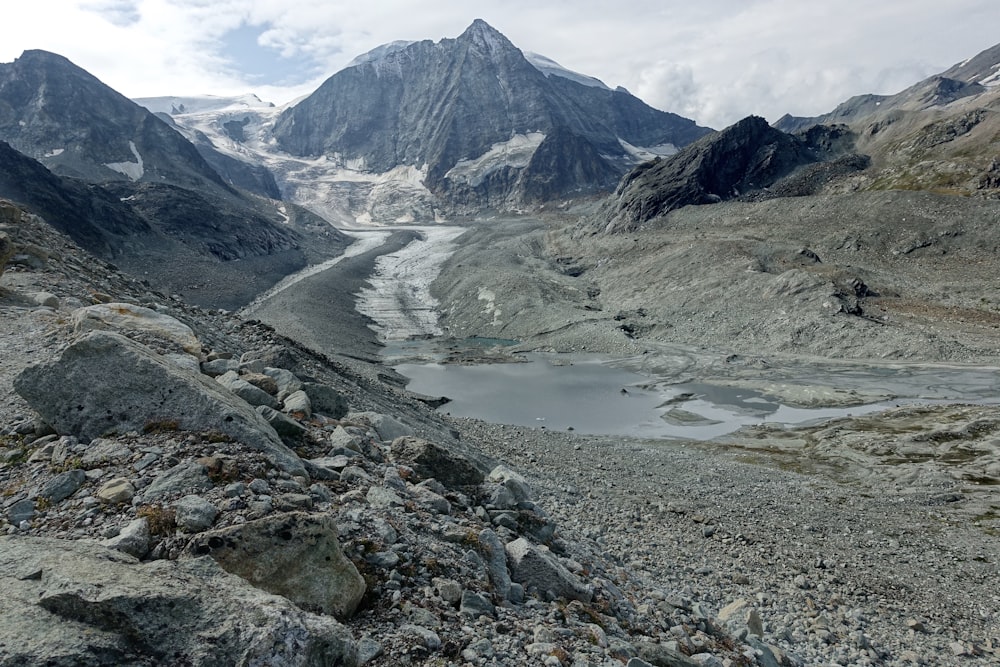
[{"left": 2, "top": 198, "right": 999, "bottom": 666}]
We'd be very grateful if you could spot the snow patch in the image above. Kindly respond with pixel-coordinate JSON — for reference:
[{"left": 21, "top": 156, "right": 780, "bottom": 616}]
[
  {"left": 525, "top": 52, "right": 610, "bottom": 90},
  {"left": 445, "top": 133, "right": 546, "bottom": 187},
  {"left": 979, "top": 63, "right": 1000, "bottom": 87},
  {"left": 617, "top": 138, "right": 678, "bottom": 163},
  {"left": 105, "top": 141, "right": 144, "bottom": 181},
  {"left": 347, "top": 41, "right": 416, "bottom": 69},
  {"left": 134, "top": 94, "right": 273, "bottom": 115}
]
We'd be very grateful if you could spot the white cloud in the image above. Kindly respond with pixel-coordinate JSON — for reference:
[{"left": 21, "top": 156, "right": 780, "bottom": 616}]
[{"left": 2, "top": 0, "right": 999, "bottom": 126}]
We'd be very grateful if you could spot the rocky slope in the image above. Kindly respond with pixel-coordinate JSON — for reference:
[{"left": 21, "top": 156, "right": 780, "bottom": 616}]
[
  {"left": 1, "top": 199, "right": 791, "bottom": 666},
  {"left": 772, "top": 41, "right": 1000, "bottom": 198},
  {"left": 0, "top": 50, "right": 347, "bottom": 309}
]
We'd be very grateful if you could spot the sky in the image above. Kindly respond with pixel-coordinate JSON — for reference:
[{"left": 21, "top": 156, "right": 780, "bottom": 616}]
[{"left": 3, "top": 1, "right": 999, "bottom": 129}]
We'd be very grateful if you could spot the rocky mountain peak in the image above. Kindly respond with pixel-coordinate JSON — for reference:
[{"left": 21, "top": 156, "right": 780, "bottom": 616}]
[
  {"left": 271, "top": 22, "right": 710, "bottom": 219},
  {"left": 596, "top": 115, "right": 823, "bottom": 233},
  {"left": 457, "top": 18, "right": 516, "bottom": 56}
]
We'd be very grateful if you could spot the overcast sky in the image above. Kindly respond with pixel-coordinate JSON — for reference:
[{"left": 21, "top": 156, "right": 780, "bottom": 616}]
[{"left": 4, "top": 1, "right": 999, "bottom": 129}]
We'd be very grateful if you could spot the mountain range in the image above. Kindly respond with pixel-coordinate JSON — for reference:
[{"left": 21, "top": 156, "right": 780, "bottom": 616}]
[{"left": 0, "top": 20, "right": 999, "bottom": 303}]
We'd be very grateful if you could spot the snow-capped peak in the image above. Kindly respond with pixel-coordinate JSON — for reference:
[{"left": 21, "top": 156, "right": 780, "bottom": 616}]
[
  {"left": 524, "top": 52, "right": 610, "bottom": 90},
  {"left": 134, "top": 94, "right": 273, "bottom": 116},
  {"left": 346, "top": 40, "right": 416, "bottom": 69}
]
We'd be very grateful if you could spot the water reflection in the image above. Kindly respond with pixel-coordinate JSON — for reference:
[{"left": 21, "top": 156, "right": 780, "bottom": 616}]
[{"left": 394, "top": 354, "right": 987, "bottom": 440}]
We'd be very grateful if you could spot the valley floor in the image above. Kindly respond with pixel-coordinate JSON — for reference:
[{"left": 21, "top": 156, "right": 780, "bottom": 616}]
[
  {"left": 3, "top": 191, "right": 1000, "bottom": 665},
  {"left": 246, "top": 193, "right": 1000, "bottom": 663}
]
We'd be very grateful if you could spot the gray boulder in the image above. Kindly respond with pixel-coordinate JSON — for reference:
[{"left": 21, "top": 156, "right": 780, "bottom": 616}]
[
  {"left": 349, "top": 411, "right": 414, "bottom": 442},
  {"left": 478, "top": 528, "right": 511, "bottom": 601},
  {"left": 0, "top": 536, "right": 358, "bottom": 666},
  {"left": 257, "top": 405, "right": 308, "bottom": 440},
  {"left": 262, "top": 367, "right": 304, "bottom": 401},
  {"left": 200, "top": 358, "right": 239, "bottom": 377},
  {"left": 505, "top": 537, "right": 593, "bottom": 602},
  {"left": 139, "top": 461, "right": 212, "bottom": 502},
  {"left": 39, "top": 469, "right": 86, "bottom": 503},
  {"left": 174, "top": 495, "right": 218, "bottom": 533},
  {"left": 103, "top": 517, "right": 151, "bottom": 558},
  {"left": 303, "top": 382, "right": 348, "bottom": 419},
  {"left": 283, "top": 389, "right": 312, "bottom": 417},
  {"left": 71, "top": 302, "right": 202, "bottom": 356},
  {"left": 14, "top": 332, "right": 305, "bottom": 476},
  {"left": 215, "top": 370, "right": 280, "bottom": 410},
  {"left": 390, "top": 436, "right": 484, "bottom": 488},
  {"left": 185, "top": 512, "right": 365, "bottom": 620}
]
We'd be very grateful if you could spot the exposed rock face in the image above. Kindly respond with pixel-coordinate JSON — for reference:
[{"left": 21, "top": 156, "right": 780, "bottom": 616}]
[
  {"left": 272, "top": 19, "right": 710, "bottom": 213},
  {"left": 389, "top": 436, "right": 485, "bottom": 488},
  {"left": 0, "top": 49, "right": 226, "bottom": 190},
  {"left": 13, "top": 331, "right": 305, "bottom": 476},
  {"left": 0, "top": 52, "right": 324, "bottom": 309},
  {"left": 185, "top": 512, "right": 366, "bottom": 620},
  {"left": 0, "top": 536, "right": 358, "bottom": 666},
  {"left": 775, "top": 76, "right": 987, "bottom": 134},
  {"left": 72, "top": 302, "right": 202, "bottom": 356},
  {"left": 0, "top": 141, "right": 156, "bottom": 258},
  {"left": 597, "top": 116, "right": 818, "bottom": 233},
  {"left": 505, "top": 537, "right": 593, "bottom": 602}
]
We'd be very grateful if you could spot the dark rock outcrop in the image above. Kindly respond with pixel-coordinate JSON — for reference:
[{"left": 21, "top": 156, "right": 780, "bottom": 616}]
[
  {"left": 185, "top": 512, "right": 366, "bottom": 620},
  {"left": 598, "top": 116, "right": 817, "bottom": 232}
]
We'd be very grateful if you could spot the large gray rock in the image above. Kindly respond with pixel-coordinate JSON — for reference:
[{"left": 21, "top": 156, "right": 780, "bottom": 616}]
[
  {"left": 39, "top": 469, "right": 86, "bottom": 503},
  {"left": 504, "top": 537, "right": 592, "bottom": 602},
  {"left": 262, "top": 367, "right": 304, "bottom": 401},
  {"left": 103, "top": 517, "right": 150, "bottom": 558},
  {"left": 0, "top": 535, "right": 358, "bottom": 666},
  {"left": 174, "top": 495, "right": 218, "bottom": 533},
  {"left": 390, "top": 436, "right": 484, "bottom": 488},
  {"left": 14, "top": 332, "right": 305, "bottom": 476},
  {"left": 185, "top": 512, "right": 365, "bottom": 620},
  {"left": 139, "top": 461, "right": 212, "bottom": 502},
  {"left": 303, "top": 382, "right": 348, "bottom": 419},
  {"left": 71, "top": 302, "right": 202, "bottom": 356},
  {"left": 257, "top": 405, "right": 308, "bottom": 440},
  {"left": 216, "top": 370, "right": 280, "bottom": 410},
  {"left": 349, "top": 411, "right": 414, "bottom": 442},
  {"left": 478, "top": 528, "right": 511, "bottom": 601}
]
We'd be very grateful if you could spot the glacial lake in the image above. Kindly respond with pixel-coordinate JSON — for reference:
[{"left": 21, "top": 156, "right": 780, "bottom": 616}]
[{"left": 392, "top": 353, "right": 991, "bottom": 440}]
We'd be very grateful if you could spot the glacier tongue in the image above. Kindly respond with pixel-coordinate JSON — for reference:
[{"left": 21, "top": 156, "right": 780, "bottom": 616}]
[{"left": 356, "top": 226, "right": 465, "bottom": 340}]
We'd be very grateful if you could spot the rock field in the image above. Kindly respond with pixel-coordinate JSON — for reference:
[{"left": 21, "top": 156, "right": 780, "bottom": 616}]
[{"left": 2, "top": 196, "right": 999, "bottom": 666}]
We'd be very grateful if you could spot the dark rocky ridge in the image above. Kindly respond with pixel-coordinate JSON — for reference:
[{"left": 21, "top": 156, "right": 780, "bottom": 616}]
[
  {"left": 0, "top": 50, "right": 227, "bottom": 192},
  {"left": 273, "top": 20, "right": 711, "bottom": 209},
  {"left": 596, "top": 116, "right": 843, "bottom": 233},
  {"left": 0, "top": 50, "right": 353, "bottom": 309},
  {"left": 0, "top": 140, "right": 156, "bottom": 257}
]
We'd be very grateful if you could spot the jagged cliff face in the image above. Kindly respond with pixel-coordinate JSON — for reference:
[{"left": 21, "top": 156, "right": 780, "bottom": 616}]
[
  {"left": 271, "top": 20, "right": 710, "bottom": 218},
  {"left": 0, "top": 51, "right": 354, "bottom": 308},
  {"left": 0, "top": 50, "right": 227, "bottom": 192},
  {"left": 596, "top": 116, "right": 828, "bottom": 233}
]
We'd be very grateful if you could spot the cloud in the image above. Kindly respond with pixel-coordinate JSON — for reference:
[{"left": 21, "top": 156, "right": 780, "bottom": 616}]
[{"left": 2, "top": 0, "right": 998, "bottom": 125}]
